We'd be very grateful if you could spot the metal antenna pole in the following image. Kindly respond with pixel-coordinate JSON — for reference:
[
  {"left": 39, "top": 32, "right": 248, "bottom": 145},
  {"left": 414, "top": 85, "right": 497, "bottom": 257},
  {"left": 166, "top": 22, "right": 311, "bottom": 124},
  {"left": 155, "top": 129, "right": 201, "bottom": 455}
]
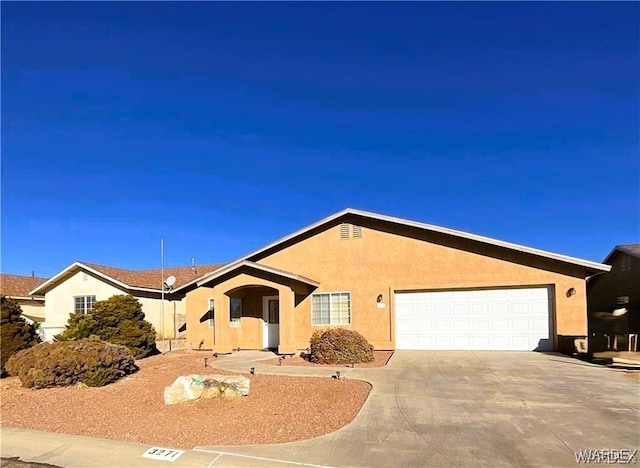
[{"left": 161, "top": 238, "right": 165, "bottom": 354}]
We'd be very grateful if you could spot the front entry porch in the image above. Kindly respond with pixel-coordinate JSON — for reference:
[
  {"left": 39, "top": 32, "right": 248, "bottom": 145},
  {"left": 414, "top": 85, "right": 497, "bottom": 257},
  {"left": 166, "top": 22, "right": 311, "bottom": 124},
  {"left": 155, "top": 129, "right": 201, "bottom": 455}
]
[{"left": 188, "top": 260, "right": 318, "bottom": 355}]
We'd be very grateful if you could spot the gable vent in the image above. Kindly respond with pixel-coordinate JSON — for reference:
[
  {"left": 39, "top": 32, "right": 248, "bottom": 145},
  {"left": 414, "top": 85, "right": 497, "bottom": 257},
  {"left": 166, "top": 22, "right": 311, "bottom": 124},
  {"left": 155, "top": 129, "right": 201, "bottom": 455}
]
[
  {"left": 352, "top": 225, "right": 362, "bottom": 238},
  {"left": 340, "top": 223, "right": 350, "bottom": 239}
]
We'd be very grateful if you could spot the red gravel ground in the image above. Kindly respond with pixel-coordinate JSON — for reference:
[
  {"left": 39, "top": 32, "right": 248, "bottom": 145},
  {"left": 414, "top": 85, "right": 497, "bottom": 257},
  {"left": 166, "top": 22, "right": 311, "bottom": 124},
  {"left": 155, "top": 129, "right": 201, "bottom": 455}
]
[
  {"left": 261, "top": 351, "right": 394, "bottom": 368},
  {"left": 0, "top": 351, "right": 371, "bottom": 449}
]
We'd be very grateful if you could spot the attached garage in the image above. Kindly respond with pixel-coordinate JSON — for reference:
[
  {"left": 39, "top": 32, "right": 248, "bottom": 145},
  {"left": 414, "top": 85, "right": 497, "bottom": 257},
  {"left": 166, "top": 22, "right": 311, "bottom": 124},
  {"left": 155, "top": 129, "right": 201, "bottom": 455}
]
[{"left": 395, "top": 287, "right": 552, "bottom": 351}]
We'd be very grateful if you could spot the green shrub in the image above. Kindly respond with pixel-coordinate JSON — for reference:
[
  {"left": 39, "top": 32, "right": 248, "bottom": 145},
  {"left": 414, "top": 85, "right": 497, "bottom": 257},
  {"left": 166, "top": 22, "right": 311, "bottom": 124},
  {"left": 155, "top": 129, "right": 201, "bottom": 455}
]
[
  {"left": 5, "top": 338, "right": 138, "bottom": 388},
  {"left": 1, "top": 297, "right": 40, "bottom": 376},
  {"left": 309, "top": 328, "right": 374, "bottom": 364},
  {"left": 55, "top": 295, "right": 157, "bottom": 358}
]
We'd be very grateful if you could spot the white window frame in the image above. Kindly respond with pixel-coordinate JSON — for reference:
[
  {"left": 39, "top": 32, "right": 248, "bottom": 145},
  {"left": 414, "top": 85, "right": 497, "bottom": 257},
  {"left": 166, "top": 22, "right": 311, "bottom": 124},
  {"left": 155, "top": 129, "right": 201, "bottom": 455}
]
[
  {"left": 208, "top": 298, "right": 215, "bottom": 327},
  {"left": 311, "top": 291, "right": 351, "bottom": 326},
  {"left": 230, "top": 297, "right": 242, "bottom": 328},
  {"left": 74, "top": 295, "right": 96, "bottom": 314}
]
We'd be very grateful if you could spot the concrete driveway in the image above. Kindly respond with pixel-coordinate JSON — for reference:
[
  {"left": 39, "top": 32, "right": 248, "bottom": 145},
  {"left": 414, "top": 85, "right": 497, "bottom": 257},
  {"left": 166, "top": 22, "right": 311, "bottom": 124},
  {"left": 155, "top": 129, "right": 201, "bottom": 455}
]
[{"left": 196, "top": 351, "right": 640, "bottom": 467}]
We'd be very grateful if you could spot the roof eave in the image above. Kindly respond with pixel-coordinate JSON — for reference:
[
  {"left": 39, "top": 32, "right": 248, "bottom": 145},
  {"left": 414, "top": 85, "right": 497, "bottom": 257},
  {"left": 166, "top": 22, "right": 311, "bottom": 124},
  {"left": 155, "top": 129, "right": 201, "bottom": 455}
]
[
  {"left": 113, "top": 208, "right": 613, "bottom": 291},
  {"left": 603, "top": 245, "right": 640, "bottom": 264},
  {"left": 233, "top": 208, "right": 611, "bottom": 274},
  {"left": 6, "top": 295, "right": 45, "bottom": 301},
  {"left": 195, "top": 260, "right": 319, "bottom": 288},
  {"left": 29, "top": 262, "right": 133, "bottom": 295}
]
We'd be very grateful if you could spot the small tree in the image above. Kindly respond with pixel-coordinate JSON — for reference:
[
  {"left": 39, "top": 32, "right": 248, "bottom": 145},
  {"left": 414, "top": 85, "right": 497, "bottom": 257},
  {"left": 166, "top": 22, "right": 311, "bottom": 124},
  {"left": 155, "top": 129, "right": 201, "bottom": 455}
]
[
  {"left": 1, "top": 297, "right": 40, "bottom": 375},
  {"left": 55, "top": 295, "right": 157, "bottom": 358}
]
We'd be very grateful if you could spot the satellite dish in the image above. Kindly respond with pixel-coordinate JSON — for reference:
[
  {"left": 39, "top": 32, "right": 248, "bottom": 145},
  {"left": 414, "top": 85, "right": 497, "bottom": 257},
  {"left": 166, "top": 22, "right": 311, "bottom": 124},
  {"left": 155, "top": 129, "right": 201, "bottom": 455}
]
[{"left": 165, "top": 276, "right": 176, "bottom": 288}]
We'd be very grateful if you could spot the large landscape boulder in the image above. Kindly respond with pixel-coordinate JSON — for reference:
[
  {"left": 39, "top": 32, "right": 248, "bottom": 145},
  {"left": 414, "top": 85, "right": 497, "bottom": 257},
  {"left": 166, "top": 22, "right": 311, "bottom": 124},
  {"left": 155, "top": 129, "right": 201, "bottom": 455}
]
[{"left": 164, "top": 374, "right": 250, "bottom": 405}]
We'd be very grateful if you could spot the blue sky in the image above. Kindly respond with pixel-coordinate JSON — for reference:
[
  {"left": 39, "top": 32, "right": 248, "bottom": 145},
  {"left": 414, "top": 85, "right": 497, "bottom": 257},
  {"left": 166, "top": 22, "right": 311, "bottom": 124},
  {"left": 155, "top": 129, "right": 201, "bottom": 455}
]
[{"left": 2, "top": 2, "right": 638, "bottom": 278}]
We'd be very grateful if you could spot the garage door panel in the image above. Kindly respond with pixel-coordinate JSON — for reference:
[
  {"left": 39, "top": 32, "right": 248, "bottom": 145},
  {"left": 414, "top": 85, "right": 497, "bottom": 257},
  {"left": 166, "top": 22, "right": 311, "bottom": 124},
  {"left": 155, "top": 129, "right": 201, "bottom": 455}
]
[
  {"left": 452, "top": 304, "right": 469, "bottom": 316},
  {"left": 492, "top": 320, "right": 509, "bottom": 332},
  {"left": 453, "top": 336, "right": 471, "bottom": 348},
  {"left": 470, "top": 321, "right": 491, "bottom": 332},
  {"left": 395, "top": 287, "right": 551, "bottom": 351},
  {"left": 531, "top": 319, "right": 549, "bottom": 333},
  {"left": 511, "top": 319, "right": 531, "bottom": 332},
  {"left": 452, "top": 321, "right": 470, "bottom": 332},
  {"left": 434, "top": 321, "right": 452, "bottom": 333},
  {"left": 470, "top": 336, "right": 490, "bottom": 348}
]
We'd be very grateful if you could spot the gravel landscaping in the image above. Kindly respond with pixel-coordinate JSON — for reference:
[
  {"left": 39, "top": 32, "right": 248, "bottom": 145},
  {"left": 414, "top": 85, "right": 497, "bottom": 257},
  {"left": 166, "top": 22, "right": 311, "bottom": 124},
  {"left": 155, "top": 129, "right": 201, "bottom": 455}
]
[
  {"left": 0, "top": 351, "right": 371, "bottom": 449},
  {"left": 261, "top": 351, "right": 394, "bottom": 368}
]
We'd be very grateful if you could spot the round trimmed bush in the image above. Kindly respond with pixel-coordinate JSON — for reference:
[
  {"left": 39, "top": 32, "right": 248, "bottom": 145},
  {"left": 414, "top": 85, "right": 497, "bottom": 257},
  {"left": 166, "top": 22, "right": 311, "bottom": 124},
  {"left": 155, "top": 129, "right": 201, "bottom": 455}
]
[
  {"left": 309, "top": 328, "right": 374, "bottom": 364},
  {"left": 5, "top": 338, "right": 138, "bottom": 388}
]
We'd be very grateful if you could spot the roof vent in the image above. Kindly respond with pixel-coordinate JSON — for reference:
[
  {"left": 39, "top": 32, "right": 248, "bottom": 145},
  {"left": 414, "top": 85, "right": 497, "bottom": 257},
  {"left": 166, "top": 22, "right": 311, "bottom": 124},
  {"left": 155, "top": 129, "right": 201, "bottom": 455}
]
[
  {"left": 340, "top": 223, "right": 350, "bottom": 239},
  {"left": 352, "top": 225, "right": 362, "bottom": 238}
]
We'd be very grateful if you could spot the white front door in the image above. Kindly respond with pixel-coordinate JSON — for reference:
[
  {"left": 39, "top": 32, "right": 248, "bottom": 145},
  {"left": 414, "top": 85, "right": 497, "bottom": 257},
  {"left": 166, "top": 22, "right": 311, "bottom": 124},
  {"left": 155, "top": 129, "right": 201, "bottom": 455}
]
[
  {"left": 262, "top": 296, "right": 280, "bottom": 349},
  {"left": 395, "top": 287, "right": 552, "bottom": 351}
]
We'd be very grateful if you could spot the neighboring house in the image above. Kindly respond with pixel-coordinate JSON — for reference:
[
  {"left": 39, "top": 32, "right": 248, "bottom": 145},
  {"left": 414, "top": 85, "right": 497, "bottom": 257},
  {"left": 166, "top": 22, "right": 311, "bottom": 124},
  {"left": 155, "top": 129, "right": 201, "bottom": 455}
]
[
  {"left": 176, "top": 208, "right": 610, "bottom": 355},
  {"left": 587, "top": 244, "right": 640, "bottom": 351},
  {"left": 0, "top": 273, "right": 47, "bottom": 325},
  {"left": 30, "top": 262, "right": 222, "bottom": 341}
]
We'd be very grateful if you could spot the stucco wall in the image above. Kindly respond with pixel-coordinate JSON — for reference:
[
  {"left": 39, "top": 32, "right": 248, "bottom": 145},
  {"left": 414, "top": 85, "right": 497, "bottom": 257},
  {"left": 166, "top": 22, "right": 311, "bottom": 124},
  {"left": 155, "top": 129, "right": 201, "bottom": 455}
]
[
  {"left": 138, "top": 295, "right": 186, "bottom": 339},
  {"left": 186, "top": 223, "right": 589, "bottom": 351},
  {"left": 41, "top": 271, "right": 186, "bottom": 341}
]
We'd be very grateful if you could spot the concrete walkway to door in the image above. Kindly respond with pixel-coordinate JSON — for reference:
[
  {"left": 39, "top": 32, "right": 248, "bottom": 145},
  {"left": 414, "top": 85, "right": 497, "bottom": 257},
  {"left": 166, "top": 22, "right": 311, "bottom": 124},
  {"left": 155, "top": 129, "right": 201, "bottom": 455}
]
[{"left": 197, "top": 350, "right": 640, "bottom": 467}]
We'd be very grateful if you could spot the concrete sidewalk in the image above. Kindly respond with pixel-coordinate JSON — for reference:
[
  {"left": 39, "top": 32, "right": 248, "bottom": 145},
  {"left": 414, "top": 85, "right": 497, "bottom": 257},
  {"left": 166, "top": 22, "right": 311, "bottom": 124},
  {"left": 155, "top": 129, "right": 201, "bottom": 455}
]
[{"left": 0, "top": 427, "right": 327, "bottom": 467}]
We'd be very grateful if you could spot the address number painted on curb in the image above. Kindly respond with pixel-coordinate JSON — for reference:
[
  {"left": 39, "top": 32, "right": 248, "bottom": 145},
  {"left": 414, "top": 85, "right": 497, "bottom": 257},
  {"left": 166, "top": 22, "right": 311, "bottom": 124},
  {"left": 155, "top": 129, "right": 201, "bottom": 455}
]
[{"left": 141, "top": 447, "right": 185, "bottom": 462}]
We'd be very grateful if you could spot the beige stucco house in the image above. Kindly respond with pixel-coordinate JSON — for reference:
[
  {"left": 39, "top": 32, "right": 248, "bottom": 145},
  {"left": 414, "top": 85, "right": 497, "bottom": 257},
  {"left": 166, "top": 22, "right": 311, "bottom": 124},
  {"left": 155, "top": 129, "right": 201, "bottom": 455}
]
[
  {"left": 177, "top": 209, "right": 610, "bottom": 355},
  {"left": 30, "top": 262, "right": 220, "bottom": 341},
  {"left": 1, "top": 273, "right": 47, "bottom": 325}
]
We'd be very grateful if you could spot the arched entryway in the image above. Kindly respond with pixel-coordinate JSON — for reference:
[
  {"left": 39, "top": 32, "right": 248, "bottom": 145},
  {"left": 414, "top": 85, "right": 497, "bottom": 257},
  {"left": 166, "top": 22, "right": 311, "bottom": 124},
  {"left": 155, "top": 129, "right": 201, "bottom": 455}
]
[{"left": 225, "top": 284, "right": 279, "bottom": 349}]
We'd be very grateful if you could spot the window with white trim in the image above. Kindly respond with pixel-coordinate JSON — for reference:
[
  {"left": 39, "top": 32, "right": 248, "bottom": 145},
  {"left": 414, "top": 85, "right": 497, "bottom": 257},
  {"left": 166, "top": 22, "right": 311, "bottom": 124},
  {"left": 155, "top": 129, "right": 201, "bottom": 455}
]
[
  {"left": 312, "top": 292, "right": 351, "bottom": 325},
  {"left": 208, "top": 298, "right": 215, "bottom": 327},
  {"left": 74, "top": 295, "right": 96, "bottom": 314},
  {"left": 230, "top": 297, "right": 242, "bottom": 327}
]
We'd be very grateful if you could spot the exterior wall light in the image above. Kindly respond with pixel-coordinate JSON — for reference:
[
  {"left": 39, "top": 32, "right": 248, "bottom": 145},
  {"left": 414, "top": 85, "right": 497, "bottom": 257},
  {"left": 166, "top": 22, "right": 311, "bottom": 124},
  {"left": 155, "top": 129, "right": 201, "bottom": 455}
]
[
  {"left": 376, "top": 294, "right": 383, "bottom": 303},
  {"left": 566, "top": 288, "right": 576, "bottom": 297}
]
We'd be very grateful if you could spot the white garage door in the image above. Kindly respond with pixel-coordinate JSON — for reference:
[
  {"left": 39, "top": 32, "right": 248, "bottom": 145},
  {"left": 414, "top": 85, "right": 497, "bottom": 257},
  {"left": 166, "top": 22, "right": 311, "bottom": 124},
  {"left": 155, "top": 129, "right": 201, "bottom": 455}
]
[{"left": 395, "top": 287, "right": 551, "bottom": 351}]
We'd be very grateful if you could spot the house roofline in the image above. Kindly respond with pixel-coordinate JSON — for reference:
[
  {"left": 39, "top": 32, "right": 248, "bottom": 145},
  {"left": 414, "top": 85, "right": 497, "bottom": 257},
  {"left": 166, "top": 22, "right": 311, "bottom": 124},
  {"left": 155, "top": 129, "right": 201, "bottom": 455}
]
[
  {"left": 5, "top": 295, "right": 45, "bottom": 301},
  {"left": 344, "top": 209, "right": 611, "bottom": 272},
  {"left": 29, "top": 262, "right": 165, "bottom": 296},
  {"left": 195, "top": 260, "right": 319, "bottom": 288},
  {"left": 177, "top": 208, "right": 610, "bottom": 291},
  {"left": 603, "top": 244, "right": 640, "bottom": 264}
]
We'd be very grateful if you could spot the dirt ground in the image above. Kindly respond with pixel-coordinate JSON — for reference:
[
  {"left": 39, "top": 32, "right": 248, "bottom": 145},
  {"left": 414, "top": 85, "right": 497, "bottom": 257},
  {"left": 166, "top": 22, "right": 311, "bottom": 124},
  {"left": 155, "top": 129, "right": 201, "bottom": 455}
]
[{"left": 0, "top": 351, "right": 371, "bottom": 449}]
